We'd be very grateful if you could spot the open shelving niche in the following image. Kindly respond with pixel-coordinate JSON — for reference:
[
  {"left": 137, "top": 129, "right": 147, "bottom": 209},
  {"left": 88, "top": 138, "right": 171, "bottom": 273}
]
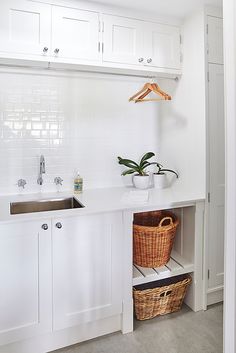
[{"left": 132, "top": 205, "right": 197, "bottom": 302}]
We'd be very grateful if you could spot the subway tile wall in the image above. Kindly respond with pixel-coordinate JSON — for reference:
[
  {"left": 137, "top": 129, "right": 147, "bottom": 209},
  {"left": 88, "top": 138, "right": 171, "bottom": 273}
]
[{"left": 0, "top": 69, "right": 160, "bottom": 195}]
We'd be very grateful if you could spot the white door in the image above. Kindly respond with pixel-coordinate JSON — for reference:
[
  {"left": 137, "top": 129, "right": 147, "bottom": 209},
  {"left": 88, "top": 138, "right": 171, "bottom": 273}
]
[
  {"left": 145, "top": 23, "right": 181, "bottom": 69},
  {"left": 102, "top": 14, "right": 144, "bottom": 66},
  {"left": 207, "top": 16, "right": 223, "bottom": 65},
  {"left": 0, "top": 0, "right": 51, "bottom": 57},
  {"left": 52, "top": 6, "right": 100, "bottom": 62},
  {"left": 52, "top": 213, "right": 123, "bottom": 331},
  {"left": 208, "top": 63, "right": 225, "bottom": 296},
  {"left": 0, "top": 220, "right": 52, "bottom": 345}
]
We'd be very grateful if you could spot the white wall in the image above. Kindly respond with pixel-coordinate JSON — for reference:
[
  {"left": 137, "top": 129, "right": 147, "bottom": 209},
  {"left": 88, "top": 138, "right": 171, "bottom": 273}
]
[
  {"left": 0, "top": 10, "right": 206, "bottom": 196},
  {"left": 159, "top": 9, "right": 206, "bottom": 197},
  {"left": 0, "top": 69, "right": 161, "bottom": 194}
]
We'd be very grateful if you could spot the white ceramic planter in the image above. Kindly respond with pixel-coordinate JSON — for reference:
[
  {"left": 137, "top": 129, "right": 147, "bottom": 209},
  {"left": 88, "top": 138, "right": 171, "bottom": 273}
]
[
  {"left": 132, "top": 175, "right": 150, "bottom": 189},
  {"left": 153, "top": 173, "right": 167, "bottom": 189}
]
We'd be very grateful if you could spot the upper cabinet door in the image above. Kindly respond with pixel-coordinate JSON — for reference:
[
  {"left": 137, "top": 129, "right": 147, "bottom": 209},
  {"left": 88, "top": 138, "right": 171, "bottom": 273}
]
[
  {"left": 207, "top": 16, "right": 223, "bottom": 65},
  {"left": 145, "top": 23, "right": 181, "bottom": 70},
  {"left": 52, "top": 6, "right": 100, "bottom": 62},
  {"left": 102, "top": 15, "right": 144, "bottom": 66},
  {"left": 0, "top": 0, "right": 51, "bottom": 57}
]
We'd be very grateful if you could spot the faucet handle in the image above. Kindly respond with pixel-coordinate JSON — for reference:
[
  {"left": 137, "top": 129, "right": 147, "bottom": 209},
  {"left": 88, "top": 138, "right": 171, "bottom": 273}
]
[
  {"left": 17, "top": 179, "right": 27, "bottom": 189},
  {"left": 54, "top": 177, "right": 63, "bottom": 186}
]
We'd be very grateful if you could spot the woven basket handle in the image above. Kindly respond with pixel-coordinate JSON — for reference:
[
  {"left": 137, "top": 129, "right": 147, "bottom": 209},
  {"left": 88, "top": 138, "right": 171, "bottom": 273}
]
[
  {"left": 159, "top": 216, "right": 173, "bottom": 227},
  {"left": 160, "top": 290, "right": 172, "bottom": 298}
]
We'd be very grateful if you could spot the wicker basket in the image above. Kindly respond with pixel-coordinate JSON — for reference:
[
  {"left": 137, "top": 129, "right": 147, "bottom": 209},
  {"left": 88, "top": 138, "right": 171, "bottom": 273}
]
[
  {"left": 133, "top": 210, "right": 179, "bottom": 268},
  {"left": 133, "top": 275, "right": 192, "bottom": 321}
]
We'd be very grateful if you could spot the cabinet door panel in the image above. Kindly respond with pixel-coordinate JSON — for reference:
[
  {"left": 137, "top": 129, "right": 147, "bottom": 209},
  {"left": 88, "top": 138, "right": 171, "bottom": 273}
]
[
  {"left": 102, "top": 15, "right": 144, "bottom": 65},
  {"left": 52, "top": 6, "right": 100, "bottom": 62},
  {"left": 146, "top": 23, "right": 181, "bottom": 69},
  {"left": 52, "top": 213, "right": 123, "bottom": 330},
  {"left": 208, "top": 64, "right": 225, "bottom": 292},
  {"left": 0, "top": 0, "right": 51, "bottom": 56},
  {"left": 0, "top": 220, "right": 51, "bottom": 345},
  {"left": 207, "top": 16, "right": 223, "bottom": 64}
]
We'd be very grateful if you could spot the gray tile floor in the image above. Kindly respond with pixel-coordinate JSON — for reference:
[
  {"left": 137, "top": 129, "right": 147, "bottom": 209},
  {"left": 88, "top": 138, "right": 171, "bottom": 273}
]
[{"left": 52, "top": 304, "right": 223, "bottom": 353}]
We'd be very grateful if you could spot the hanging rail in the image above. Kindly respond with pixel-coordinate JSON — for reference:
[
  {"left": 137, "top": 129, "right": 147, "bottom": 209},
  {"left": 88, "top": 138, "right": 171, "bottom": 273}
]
[{"left": 0, "top": 62, "right": 180, "bottom": 81}]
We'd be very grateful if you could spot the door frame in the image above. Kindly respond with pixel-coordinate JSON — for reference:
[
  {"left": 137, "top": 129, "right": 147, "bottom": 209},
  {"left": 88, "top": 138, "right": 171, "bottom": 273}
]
[
  {"left": 223, "top": 0, "right": 236, "bottom": 352},
  {"left": 204, "top": 6, "right": 224, "bottom": 310}
]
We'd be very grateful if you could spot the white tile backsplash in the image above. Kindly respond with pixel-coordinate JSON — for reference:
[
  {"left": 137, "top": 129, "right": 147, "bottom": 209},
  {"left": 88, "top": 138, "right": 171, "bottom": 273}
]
[{"left": 0, "top": 69, "right": 160, "bottom": 195}]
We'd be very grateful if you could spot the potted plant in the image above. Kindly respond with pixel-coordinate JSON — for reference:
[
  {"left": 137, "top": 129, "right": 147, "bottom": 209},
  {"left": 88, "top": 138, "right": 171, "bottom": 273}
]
[
  {"left": 152, "top": 161, "right": 179, "bottom": 189},
  {"left": 117, "top": 152, "right": 155, "bottom": 189}
]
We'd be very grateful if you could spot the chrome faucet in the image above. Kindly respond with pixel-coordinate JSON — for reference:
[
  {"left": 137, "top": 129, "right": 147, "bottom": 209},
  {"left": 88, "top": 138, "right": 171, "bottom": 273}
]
[{"left": 37, "top": 155, "right": 46, "bottom": 185}]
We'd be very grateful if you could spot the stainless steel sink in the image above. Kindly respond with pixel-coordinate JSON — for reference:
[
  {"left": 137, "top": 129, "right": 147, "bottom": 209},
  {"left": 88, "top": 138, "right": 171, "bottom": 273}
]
[{"left": 10, "top": 197, "right": 84, "bottom": 215}]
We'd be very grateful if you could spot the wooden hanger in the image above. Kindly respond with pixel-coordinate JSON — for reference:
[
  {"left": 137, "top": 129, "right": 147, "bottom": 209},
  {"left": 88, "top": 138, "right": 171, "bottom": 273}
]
[
  {"left": 129, "top": 82, "right": 171, "bottom": 103},
  {"left": 129, "top": 83, "right": 152, "bottom": 102}
]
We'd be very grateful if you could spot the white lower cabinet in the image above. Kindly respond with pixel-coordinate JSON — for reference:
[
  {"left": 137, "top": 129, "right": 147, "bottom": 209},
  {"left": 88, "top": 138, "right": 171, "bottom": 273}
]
[
  {"left": 0, "top": 220, "right": 52, "bottom": 346},
  {"left": 52, "top": 212, "right": 123, "bottom": 330},
  {"left": 0, "top": 202, "right": 204, "bottom": 352},
  {"left": 0, "top": 211, "right": 123, "bottom": 347}
]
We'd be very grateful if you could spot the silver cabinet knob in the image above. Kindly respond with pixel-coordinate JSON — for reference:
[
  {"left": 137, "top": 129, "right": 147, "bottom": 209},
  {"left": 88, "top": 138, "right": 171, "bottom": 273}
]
[
  {"left": 147, "top": 58, "right": 152, "bottom": 63},
  {"left": 43, "top": 47, "right": 48, "bottom": 53},
  {"left": 138, "top": 57, "right": 144, "bottom": 63},
  {"left": 42, "top": 224, "right": 48, "bottom": 231},
  {"left": 54, "top": 48, "right": 60, "bottom": 54},
  {"left": 55, "top": 222, "right": 62, "bottom": 229}
]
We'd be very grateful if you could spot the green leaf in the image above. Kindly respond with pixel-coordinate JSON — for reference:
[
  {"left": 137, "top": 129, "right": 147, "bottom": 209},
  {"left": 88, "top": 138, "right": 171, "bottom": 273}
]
[
  {"left": 160, "top": 168, "right": 179, "bottom": 178},
  {"left": 141, "top": 161, "right": 151, "bottom": 169},
  {"left": 118, "top": 158, "right": 139, "bottom": 168},
  {"left": 140, "top": 152, "right": 155, "bottom": 168},
  {"left": 149, "top": 162, "right": 162, "bottom": 173},
  {"left": 121, "top": 169, "right": 137, "bottom": 176}
]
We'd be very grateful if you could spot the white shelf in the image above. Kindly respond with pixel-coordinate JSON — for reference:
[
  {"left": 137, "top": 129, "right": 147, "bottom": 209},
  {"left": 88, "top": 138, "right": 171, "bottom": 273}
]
[{"left": 133, "top": 250, "right": 194, "bottom": 286}]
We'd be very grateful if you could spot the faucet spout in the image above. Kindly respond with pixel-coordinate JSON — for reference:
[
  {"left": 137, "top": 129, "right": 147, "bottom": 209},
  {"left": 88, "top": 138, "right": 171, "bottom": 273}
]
[
  {"left": 37, "top": 155, "right": 46, "bottom": 185},
  {"left": 40, "top": 155, "right": 45, "bottom": 173}
]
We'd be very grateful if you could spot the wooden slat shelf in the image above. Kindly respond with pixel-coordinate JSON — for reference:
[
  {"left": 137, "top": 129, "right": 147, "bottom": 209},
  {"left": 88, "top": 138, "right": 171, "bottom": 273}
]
[{"left": 133, "top": 250, "right": 194, "bottom": 286}]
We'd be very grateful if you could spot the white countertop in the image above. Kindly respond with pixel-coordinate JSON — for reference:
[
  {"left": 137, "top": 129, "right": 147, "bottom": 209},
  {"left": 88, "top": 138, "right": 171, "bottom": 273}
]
[{"left": 0, "top": 186, "right": 205, "bottom": 224}]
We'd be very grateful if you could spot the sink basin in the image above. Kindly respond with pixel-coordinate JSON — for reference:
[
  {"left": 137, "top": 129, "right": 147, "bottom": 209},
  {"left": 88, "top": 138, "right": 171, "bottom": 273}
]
[{"left": 10, "top": 197, "right": 84, "bottom": 215}]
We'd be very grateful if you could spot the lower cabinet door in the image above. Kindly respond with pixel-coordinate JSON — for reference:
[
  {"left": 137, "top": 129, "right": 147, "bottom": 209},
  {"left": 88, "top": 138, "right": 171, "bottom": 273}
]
[
  {"left": 0, "top": 220, "right": 52, "bottom": 346},
  {"left": 52, "top": 212, "right": 123, "bottom": 330}
]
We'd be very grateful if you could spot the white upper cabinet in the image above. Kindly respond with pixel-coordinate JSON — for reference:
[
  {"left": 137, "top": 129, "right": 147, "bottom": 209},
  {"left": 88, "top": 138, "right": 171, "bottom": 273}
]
[
  {"left": 207, "top": 16, "right": 223, "bottom": 65},
  {"left": 102, "top": 15, "right": 144, "bottom": 66},
  {"left": 0, "top": 0, "right": 51, "bottom": 57},
  {"left": 0, "top": 220, "right": 52, "bottom": 346},
  {"left": 51, "top": 6, "right": 100, "bottom": 62},
  {"left": 0, "top": 0, "right": 181, "bottom": 73},
  {"left": 102, "top": 14, "right": 181, "bottom": 70},
  {"left": 145, "top": 22, "right": 181, "bottom": 69},
  {"left": 52, "top": 213, "right": 123, "bottom": 331}
]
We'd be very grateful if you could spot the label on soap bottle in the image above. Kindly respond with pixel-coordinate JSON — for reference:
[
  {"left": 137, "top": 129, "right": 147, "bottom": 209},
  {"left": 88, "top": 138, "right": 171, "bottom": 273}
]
[{"left": 74, "top": 178, "right": 83, "bottom": 194}]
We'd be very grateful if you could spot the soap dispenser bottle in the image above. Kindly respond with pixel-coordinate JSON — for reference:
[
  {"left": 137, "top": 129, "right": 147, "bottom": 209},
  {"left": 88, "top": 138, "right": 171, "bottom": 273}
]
[{"left": 74, "top": 171, "right": 83, "bottom": 194}]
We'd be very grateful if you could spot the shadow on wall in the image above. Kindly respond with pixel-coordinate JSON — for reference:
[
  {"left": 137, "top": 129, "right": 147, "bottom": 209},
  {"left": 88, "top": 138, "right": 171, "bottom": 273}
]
[{"left": 158, "top": 77, "right": 188, "bottom": 132}]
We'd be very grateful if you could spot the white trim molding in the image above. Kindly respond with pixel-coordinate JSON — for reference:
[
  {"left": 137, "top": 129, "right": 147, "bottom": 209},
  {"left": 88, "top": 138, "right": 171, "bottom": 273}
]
[{"left": 223, "top": 0, "right": 236, "bottom": 352}]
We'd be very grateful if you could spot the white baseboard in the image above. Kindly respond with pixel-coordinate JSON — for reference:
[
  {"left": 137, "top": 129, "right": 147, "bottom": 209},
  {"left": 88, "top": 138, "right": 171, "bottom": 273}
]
[
  {"left": 0, "top": 315, "right": 122, "bottom": 353},
  {"left": 207, "top": 287, "right": 224, "bottom": 306}
]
